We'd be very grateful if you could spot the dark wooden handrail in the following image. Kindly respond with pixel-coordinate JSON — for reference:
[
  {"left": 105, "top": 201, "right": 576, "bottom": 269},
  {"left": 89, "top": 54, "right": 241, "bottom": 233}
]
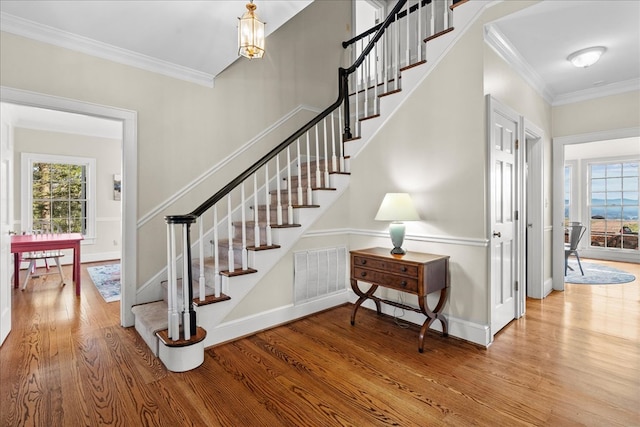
[
  {"left": 166, "top": 0, "right": 412, "bottom": 224},
  {"left": 342, "top": 0, "right": 437, "bottom": 49}
]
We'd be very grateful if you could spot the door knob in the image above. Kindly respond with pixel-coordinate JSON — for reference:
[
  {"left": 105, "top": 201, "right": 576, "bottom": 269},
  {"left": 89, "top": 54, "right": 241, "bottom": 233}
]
[{"left": 492, "top": 231, "right": 501, "bottom": 238}]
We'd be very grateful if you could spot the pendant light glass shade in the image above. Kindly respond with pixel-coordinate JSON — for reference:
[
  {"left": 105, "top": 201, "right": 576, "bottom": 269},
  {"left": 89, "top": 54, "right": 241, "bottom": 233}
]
[{"left": 238, "top": 1, "right": 265, "bottom": 59}]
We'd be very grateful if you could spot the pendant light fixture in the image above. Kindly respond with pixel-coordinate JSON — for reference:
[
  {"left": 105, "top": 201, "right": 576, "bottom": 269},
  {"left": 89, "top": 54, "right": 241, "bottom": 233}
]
[{"left": 238, "top": 0, "right": 265, "bottom": 59}]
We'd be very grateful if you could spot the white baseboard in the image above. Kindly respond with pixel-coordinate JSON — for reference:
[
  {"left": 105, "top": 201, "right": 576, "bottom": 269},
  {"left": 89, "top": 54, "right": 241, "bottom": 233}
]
[
  {"left": 82, "top": 251, "right": 120, "bottom": 263},
  {"left": 205, "top": 291, "right": 351, "bottom": 348},
  {"left": 543, "top": 278, "right": 553, "bottom": 297},
  {"left": 350, "top": 295, "right": 491, "bottom": 348}
]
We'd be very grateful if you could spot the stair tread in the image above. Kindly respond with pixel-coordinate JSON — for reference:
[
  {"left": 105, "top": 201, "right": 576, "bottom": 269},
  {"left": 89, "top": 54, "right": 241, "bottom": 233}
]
[
  {"left": 156, "top": 326, "right": 207, "bottom": 347},
  {"left": 424, "top": 27, "right": 454, "bottom": 43},
  {"left": 220, "top": 268, "right": 258, "bottom": 277}
]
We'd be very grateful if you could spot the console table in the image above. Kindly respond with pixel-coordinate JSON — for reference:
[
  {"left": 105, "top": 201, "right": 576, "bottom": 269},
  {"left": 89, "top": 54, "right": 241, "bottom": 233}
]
[{"left": 350, "top": 247, "right": 449, "bottom": 352}]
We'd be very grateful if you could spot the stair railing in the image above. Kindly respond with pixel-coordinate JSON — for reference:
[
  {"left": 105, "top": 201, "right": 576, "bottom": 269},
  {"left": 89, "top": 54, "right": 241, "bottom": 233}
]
[
  {"left": 163, "top": 0, "right": 453, "bottom": 342},
  {"left": 342, "top": 0, "right": 453, "bottom": 140}
]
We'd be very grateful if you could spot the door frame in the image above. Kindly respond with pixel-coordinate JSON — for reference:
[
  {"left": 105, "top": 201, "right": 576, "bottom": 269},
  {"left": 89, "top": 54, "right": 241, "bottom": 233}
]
[
  {"left": 487, "top": 95, "right": 522, "bottom": 338},
  {"left": 522, "top": 119, "right": 546, "bottom": 300},
  {"left": 552, "top": 126, "right": 640, "bottom": 291},
  {"left": 0, "top": 107, "right": 14, "bottom": 345},
  {"left": 0, "top": 86, "right": 138, "bottom": 327},
  {"left": 488, "top": 96, "right": 546, "bottom": 339}
]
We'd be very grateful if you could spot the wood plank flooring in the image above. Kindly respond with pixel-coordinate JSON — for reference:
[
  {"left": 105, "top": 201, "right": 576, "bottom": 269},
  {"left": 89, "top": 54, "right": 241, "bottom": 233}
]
[{"left": 1, "top": 259, "right": 639, "bottom": 426}]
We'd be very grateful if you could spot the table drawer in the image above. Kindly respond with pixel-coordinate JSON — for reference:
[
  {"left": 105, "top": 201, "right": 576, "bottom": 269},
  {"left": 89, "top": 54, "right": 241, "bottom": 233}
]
[
  {"left": 352, "top": 256, "right": 418, "bottom": 277},
  {"left": 354, "top": 267, "right": 419, "bottom": 293}
]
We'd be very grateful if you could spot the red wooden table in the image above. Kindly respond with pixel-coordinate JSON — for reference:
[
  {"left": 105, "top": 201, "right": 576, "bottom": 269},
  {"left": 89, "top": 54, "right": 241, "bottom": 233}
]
[{"left": 11, "top": 233, "right": 84, "bottom": 296}]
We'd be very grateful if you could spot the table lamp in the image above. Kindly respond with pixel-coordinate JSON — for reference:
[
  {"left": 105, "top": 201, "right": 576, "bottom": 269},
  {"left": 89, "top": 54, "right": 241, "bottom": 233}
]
[{"left": 374, "top": 193, "right": 421, "bottom": 255}]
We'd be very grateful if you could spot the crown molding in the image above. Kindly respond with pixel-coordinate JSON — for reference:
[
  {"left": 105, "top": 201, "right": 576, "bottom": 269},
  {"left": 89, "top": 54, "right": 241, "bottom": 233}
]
[
  {"left": 484, "top": 23, "right": 640, "bottom": 107},
  {"left": 552, "top": 78, "right": 640, "bottom": 106},
  {"left": 1, "top": 12, "right": 214, "bottom": 88},
  {"left": 484, "top": 23, "right": 554, "bottom": 104}
]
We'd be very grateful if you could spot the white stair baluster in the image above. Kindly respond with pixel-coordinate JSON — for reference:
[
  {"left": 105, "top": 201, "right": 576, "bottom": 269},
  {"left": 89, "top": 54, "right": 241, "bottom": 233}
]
[
  {"left": 406, "top": 2, "right": 410, "bottom": 66},
  {"left": 287, "top": 146, "right": 294, "bottom": 223},
  {"left": 323, "top": 117, "right": 330, "bottom": 186},
  {"left": 331, "top": 112, "right": 338, "bottom": 173},
  {"left": 383, "top": 30, "right": 389, "bottom": 94},
  {"left": 394, "top": 14, "right": 400, "bottom": 91},
  {"left": 227, "top": 193, "right": 234, "bottom": 273},
  {"left": 363, "top": 38, "right": 369, "bottom": 119},
  {"left": 306, "top": 132, "right": 313, "bottom": 205},
  {"left": 253, "top": 174, "right": 260, "bottom": 248},
  {"left": 354, "top": 45, "right": 359, "bottom": 136},
  {"left": 213, "top": 205, "right": 220, "bottom": 297},
  {"left": 296, "top": 138, "right": 303, "bottom": 205},
  {"left": 338, "top": 106, "right": 345, "bottom": 172},
  {"left": 275, "top": 155, "right": 283, "bottom": 225},
  {"left": 166, "top": 224, "right": 177, "bottom": 340},
  {"left": 418, "top": 0, "right": 423, "bottom": 61},
  {"left": 198, "top": 218, "right": 205, "bottom": 302},
  {"left": 265, "top": 163, "right": 272, "bottom": 246},
  {"left": 445, "top": 0, "right": 450, "bottom": 30},
  {"left": 240, "top": 181, "right": 248, "bottom": 270},
  {"left": 430, "top": 0, "right": 435, "bottom": 36},
  {"left": 315, "top": 125, "right": 322, "bottom": 189},
  {"left": 374, "top": 36, "right": 380, "bottom": 116},
  {"left": 182, "top": 224, "right": 191, "bottom": 340}
]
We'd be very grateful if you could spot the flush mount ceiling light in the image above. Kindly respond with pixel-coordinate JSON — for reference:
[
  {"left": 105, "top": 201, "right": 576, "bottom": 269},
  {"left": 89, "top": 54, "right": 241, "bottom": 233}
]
[
  {"left": 567, "top": 46, "right": 606, "bottom": 68},
  {"left": 238, "top": 0, "right": 265, "bottom": 59}
]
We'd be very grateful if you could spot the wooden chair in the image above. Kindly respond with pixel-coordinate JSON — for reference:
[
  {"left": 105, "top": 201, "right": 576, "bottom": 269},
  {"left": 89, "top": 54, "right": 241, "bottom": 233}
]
[
  {"left": 565, "top": 224, "right": 586, "bottom": 276},
  {"left": 21, "top": 222, "right": 66, "bottom": 290}
]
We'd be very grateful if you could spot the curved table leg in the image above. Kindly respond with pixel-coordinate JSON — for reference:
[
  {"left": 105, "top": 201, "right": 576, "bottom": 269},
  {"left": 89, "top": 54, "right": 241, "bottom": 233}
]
[
  {"left": 350, "top": 279, "right": 380, "bottom": 326},
  {"left": 417, "top": 286, "right": 449, "bottom": 353}
]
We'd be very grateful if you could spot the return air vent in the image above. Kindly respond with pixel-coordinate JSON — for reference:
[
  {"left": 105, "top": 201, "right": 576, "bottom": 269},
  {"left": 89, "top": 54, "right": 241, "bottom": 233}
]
[{"left": 294, "top": 247, "right": 347, "bottom": 304}]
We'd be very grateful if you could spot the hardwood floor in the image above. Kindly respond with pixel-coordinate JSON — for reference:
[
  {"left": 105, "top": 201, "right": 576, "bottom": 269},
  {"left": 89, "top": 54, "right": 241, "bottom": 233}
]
[{"left": 1, "top": 260, "right": 639, "bottom": 426}]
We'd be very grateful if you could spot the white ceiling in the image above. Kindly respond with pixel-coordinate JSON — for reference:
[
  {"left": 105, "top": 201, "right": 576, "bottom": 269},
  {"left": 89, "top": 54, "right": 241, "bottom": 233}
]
[
  {"left": 486, "top": 0, "right": 640, "bottom": 105},
  {"left": 1, "top": 0, "right": 639, "bottom": 131},
  {"left": 0, "top": 0, "right": 313, "bottom": 87}
]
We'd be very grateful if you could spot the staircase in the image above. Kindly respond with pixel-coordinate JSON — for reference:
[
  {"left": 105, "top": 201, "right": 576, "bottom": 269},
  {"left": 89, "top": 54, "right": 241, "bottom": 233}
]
[{"left": 132, "top": 0, "right": 486, "bottom": 372}]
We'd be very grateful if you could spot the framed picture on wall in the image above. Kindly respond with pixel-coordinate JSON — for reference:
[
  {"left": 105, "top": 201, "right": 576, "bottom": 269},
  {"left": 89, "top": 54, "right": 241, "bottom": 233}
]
[{"left": 113, "top": 174, "right": 121, "bottom": 201}]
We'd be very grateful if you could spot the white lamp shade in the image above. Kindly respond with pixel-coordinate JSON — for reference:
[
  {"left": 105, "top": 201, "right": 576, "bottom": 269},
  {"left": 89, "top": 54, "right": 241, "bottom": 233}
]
[{"left": 375, "top": 193, "right": 421, "bottom": 221}]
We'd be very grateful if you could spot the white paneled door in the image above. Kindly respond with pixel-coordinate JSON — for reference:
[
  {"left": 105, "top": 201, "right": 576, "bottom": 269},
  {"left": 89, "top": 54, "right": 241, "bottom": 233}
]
[
  {"left": 488, "top": 97, "right": 518, "bottom": 338},
  {"left": 0, "top": 115, "right": 13, "bottom": 346}
]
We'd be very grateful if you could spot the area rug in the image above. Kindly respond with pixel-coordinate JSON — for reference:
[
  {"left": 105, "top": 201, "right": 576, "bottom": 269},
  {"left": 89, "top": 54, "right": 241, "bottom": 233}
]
[
  {"left": 565, "top": 261, "right": 636, "bottom": 285},
  {"left": 87, "top": 264, "right": 121, "bottom": 302}
]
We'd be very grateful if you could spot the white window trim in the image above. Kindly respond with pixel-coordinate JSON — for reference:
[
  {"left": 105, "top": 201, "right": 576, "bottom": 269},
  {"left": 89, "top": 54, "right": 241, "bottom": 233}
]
[
  {"left": 21, "top": 152, "right": 96, "bottom": 244},
  {"left": 580, "top": 154, "right": 639, "bottom": 254},
  {"left": 564, "top": 160, "right": 579, "bottom": 224}
]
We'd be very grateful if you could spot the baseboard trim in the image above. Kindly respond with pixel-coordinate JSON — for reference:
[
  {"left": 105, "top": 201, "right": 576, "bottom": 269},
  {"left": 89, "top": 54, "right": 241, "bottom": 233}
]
[
  {"left": 350, "top": 295, "right": 491, "bottom": 348},
  {"left": 206, "top": 291, "right": 350, "bottom": 348},
  {"left": 543, "top": 278, "right": 553, "bottom": 297},
  {"left": 202, "top": 288, "right": 491, "bottom": 349}
]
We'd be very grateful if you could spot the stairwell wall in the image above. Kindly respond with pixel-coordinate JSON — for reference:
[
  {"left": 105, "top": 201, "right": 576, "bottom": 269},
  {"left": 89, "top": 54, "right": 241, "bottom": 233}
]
[{"left": 346, "top": 12, "right": 490, "bottom": 329}]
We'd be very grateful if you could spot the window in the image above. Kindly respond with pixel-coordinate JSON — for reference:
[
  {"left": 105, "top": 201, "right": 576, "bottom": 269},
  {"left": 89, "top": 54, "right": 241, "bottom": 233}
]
[
  {"left": 22, "top": 153, "right": 96, "bottom": 239},
  {"left": 564, "top": 164, "right": 572, "bottom": 225},
  {"left": 589, "top": 161, "right": 639, "bottom": 250}
]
